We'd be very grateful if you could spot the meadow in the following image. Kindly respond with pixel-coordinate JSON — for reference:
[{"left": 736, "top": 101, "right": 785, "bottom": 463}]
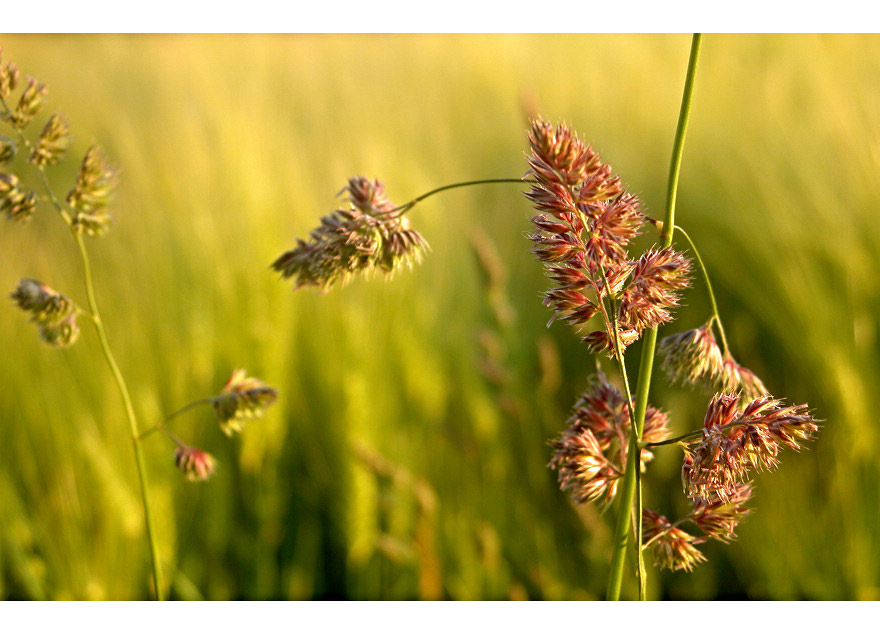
[{"left": 0, "top": 33, "right": 878, "bottom": 600}]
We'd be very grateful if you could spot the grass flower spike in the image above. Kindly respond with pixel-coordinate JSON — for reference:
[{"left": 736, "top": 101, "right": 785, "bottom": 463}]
[
  {"left": 67, "top": 145, "right": 118, "bottom": 236},
  {"left": 682, "top": 393, "right": 818, "bottom": 502},
  {"left": 659, "top": 322, "right": 724, "bottom": 386},
  {"left": 6, "top": 76, "right": 47, "bottom": 129},
  {"left": 641, "top": 481, "right": 753, "bottom": 571},
  {"left": 174, "top": 446, "right": 217, "bottom": 482},
  {"left": 272, "top": 176, "right": 427, "bottom": 290},
  {"left": 526, "top": 118, "right": 692, "bottom": 355},
  {"left": 641, "top": 509, "right": 706, "bottom": 572},
  {"left": 212, "top": 368, "right": 278, "bottom": 436},
  {"left": 1, "top": 172, "right": 36, "bottom": 222},
  {"left": 0, "top": 50, "right": 20, "bottom": 99},
  {"left": 549, "top": 371, "right": 669, "bottom": 505},
  {"left": 11, "top": 278, "right": 80, "bottom": 347},
  {"left": 718, "top": 355, "right": 769, "bottom": 401},
  {"left": 30, "top": 113, "right": 70, "bottom": 166}
]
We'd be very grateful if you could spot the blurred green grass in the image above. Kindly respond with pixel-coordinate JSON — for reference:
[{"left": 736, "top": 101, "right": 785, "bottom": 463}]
[{"left": 1, "top": 33, "right": 878, "bottom": 599}]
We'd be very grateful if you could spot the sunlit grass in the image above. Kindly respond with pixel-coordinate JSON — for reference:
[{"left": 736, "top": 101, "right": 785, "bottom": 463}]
[{"left": 1, "top": 33, "right": 878, "bottom": 599}]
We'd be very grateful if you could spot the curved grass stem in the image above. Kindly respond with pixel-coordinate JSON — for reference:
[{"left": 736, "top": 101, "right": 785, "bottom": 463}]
[
  {"left": 605, "top": 32, "right": 702, "bottom": 601},
  {"left": 673, "top": 224, "right": 731, "bottom": 354},
  {"left": 139, "top": 398, "right": 214, "bottom": 441},
  {"left": 2, "top": 99, "right": 168, "bottom": 599},
  {"left": 391, "top": 178, "right": 531, "bottom": 215},
  {"left": 74, "top": 232, "right": 165, "bottom": 600}
]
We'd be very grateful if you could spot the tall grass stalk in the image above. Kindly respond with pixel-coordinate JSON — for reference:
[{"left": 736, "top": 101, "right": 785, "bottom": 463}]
[
  {"left": 605, "top": 32, "right": 702, "bottom": 601},
  {"left": 73, "top": 231, "right": 166, "bottom": 600},
  {"left": 0, "top": 92, "right": 165, "bottom": 599}
]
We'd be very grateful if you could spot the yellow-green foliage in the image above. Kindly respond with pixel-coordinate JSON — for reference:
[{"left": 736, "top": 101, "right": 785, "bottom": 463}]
[{"left": 1, "top": 34, "right": 878, "bottom": 599}]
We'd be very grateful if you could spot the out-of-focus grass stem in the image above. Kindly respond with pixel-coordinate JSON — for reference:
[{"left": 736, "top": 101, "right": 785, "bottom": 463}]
[
  {"left": 1, "top": 90, "right": 167, "bottom": 598},
  {"left": 73, "top": 227, "right": 165, "bottom": 600}
]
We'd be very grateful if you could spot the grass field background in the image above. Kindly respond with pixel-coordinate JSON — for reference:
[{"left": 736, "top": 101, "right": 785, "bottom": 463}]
[{"left": 1, "top": 34, "right": 878, "bottom": 599}]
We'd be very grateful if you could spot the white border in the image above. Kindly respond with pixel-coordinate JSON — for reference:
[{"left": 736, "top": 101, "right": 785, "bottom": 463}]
[{"left": 3, "top": 1, "right": 880, "bottom": 33}]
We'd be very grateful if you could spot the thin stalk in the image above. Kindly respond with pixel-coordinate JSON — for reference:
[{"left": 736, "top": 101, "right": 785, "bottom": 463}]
[
  {"left": 597, "top": 264, "right": 646, "bottom": 599},
  {"left": 2, "top": 98, "right": 167, "bottom": 599},
  {"left": 74, "top": 232, "right": 165, "bottom": 600},
  {"left": 390, "top": 178, "right": 531, "bottom": 215},
  {"left": 644, "top": 428, "right": 704, "bottom": 448},
  {"left": 605, "top": 32, "right": 702, "bottom": 601},
  {"left": 673, "top": 224, "right": 730, "bottom": 354},
  {"left": 139, "top": 397, "right": 213, "bottom": 440}
]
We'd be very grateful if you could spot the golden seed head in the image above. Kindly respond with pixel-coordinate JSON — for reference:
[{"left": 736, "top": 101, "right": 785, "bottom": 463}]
[
  {"left": 0, "top": 49, "right": 21, "bottom": 99},
  {"left": 8, "top": 76, "right": 48, "bottom": 129},
  {"left": 0, "top": 138, "right": 15, "bottom": 164},
  {"left": 211, "top": 369, "right": 278, "bottom": 436},
  {"left": 30, "top": 113, "right": 70, "bottom": 166},
  {"left": 1, "top": 173, "right": 37, "bottom": 222},
  {"left": 67, "top": 145, "right": 118, "bottom": 236}
]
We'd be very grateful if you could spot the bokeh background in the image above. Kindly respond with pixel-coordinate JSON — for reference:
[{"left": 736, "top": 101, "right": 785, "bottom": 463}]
[{"left": 0, "top": 34, "right": 877, "bottom": 600}]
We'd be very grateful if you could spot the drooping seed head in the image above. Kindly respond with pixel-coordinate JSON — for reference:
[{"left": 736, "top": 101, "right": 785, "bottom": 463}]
[
  {"left": 12, "top": 278, "right": 73, "bottom": 321},
  {"left": 11, "top": 278, "right": 80, "bottom": 347},
  {"left": 273, "top": 177, "right": 427, "bottom": 290},
  {"left": 659, "top": 323, "right": 725, "bottom": 387},
  {"left": 687, "top": 481, "right": 753, "bottom": 542},
  {"left": 211, "top": 369, "right": 278, "bottom": 436},
  {"left": 642, "top": 509, "right": 707, "bottom": 572},
  {"left": 717, "top": 356, "right": 768, "bottom": 401},
  {"left": 174, "top": 446, "right": 216, "bottom": 482}
]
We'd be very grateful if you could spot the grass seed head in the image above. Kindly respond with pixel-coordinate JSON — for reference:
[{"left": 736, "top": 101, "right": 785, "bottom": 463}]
[
  {"left": 0, "top": 138, "right": 14, "bottom": 164},
  {"left": 642, "top": 509, "right": 707, "bottom": 572},
  {"left": 1, "top": 173, "right": 37, "bottom": 222},
  {"left": 687, "top": 481, "right": 753, "bottom": 542},
  {"left": 0, "top": 50, "right": 21, "bottom": 100},
  {"left": 683, "top": 392, "right": 818, "bottom": 502},
  {"left": 273, "top": 176, "right": 427, "bottom": 290},
  {"left": 7, "top": 76, "right": 47, "bottom": 129},
  {"left": 659, "top": 322, "right": 724, "bottom": 387},
  {"left": 174, "top": 446, "right": 216, "bottom": 482},
  {"left": 30, "top": 113, "right": 70, "bottom": 166},
  {"left": 211, "top": 368, "right": 278, "bottom": 436},
  {"left": 718, "top": 356, "right": 768, "bottom": 401},
  {"left": 11, "top": 278, "right": 80, "bottom": 347},
  {"left": 67, "top": 145, "right": 118, "bottom": 236}
]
